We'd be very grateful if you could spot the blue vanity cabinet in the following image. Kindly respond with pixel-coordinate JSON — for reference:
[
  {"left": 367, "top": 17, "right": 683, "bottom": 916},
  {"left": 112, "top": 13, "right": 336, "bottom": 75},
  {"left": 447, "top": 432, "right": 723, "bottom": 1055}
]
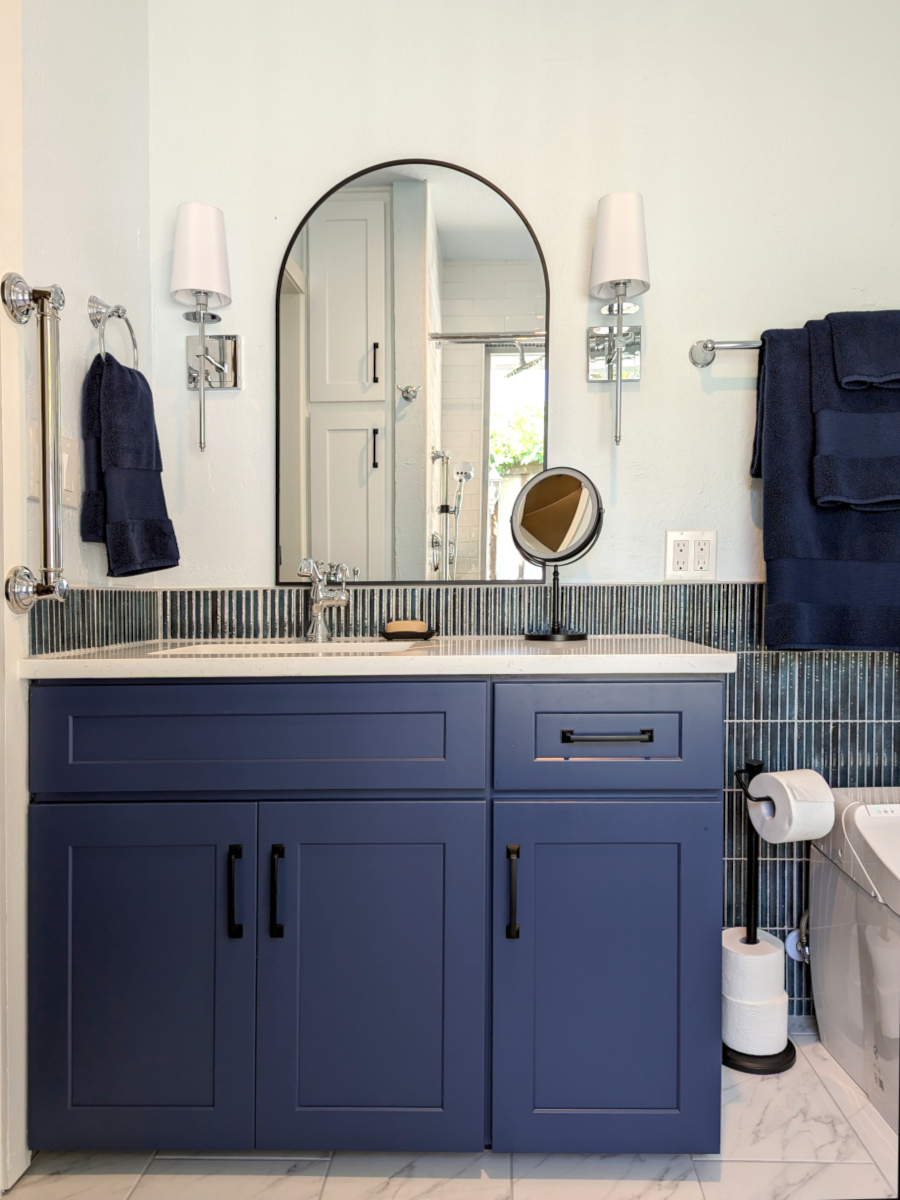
[
  {"left": 28, "top": 802, "right": 258, "bottom": 1150},
  {"left": 491, "top": 799, "right": 722, "bottom": 1154},
  {"left": 255, "top": 800, "right": 487, "bottom": 1151}
]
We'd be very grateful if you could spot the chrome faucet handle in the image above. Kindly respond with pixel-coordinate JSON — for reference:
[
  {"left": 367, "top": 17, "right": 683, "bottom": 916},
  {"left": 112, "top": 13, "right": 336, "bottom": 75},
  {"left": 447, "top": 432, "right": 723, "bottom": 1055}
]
[
  {"left": 298, "top": 557, "right": 325, "bottom": 582},
  {"left": 352, "top": 567, "right": 360, "bottom": 583},
  {"left": 326, "top": 562, "right": 350, "bottom": 585}
]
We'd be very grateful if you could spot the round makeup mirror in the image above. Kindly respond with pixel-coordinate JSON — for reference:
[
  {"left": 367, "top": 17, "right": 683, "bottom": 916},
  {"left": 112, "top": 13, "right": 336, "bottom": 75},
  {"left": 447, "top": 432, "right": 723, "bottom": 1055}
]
[{"left": 510, "top": 466, "right": 604, "bottom": 640}]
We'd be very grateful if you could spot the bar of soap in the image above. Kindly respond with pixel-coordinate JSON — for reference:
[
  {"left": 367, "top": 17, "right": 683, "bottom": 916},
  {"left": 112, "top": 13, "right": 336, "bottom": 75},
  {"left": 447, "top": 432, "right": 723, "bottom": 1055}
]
[{"left": 384, "top": 619, "right": 427, "bottom": 634}]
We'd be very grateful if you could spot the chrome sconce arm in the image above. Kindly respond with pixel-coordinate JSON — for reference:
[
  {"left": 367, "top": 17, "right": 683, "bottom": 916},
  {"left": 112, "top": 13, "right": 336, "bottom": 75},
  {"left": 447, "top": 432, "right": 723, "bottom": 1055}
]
[{"left": 1, "top": 273, "right": 69, "bottom": 613}]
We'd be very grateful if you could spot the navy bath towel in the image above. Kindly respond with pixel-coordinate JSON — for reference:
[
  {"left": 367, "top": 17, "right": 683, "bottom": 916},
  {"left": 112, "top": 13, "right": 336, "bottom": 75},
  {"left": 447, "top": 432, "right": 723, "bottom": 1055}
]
[
  {"left": 80, "top": 354, "right": 179, "bottom": 577},
  {"left": 827, "top": 310, "right": 900, "bottom": 389},
  {"left": 810, "top": 318, "right": 900, "bottom": 511},
  {"left": 751, "top": 328, "right": 900, "bottom": 650}
]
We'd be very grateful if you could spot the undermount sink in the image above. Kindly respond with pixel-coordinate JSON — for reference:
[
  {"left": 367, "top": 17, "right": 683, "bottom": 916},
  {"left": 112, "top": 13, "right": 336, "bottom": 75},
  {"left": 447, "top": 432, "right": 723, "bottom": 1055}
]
[{"left": 149, "top": 639, "right": 416, "bottom": 658}]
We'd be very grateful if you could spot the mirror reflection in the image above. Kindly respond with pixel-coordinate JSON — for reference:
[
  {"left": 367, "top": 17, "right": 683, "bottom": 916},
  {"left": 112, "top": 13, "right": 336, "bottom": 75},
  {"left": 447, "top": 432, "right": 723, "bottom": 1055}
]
[{"left": 277, "top": 162, "right": 548, "bottom": 583}]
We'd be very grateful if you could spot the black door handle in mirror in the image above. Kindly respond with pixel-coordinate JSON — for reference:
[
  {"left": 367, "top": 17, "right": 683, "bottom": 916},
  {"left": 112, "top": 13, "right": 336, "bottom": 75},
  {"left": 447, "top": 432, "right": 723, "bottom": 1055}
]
[
  {"left": 506, "top": 844, "right": 520, "bottom": 939},
  {"left": 270, "top": 844, "right": 285, "bottom": 938},
  {"left": 373, "top": 342, "right": 379, "bottom": 384},
  {"left": 560, "top": 728, "right": 654, "bottom": 744},
  {"left": 227, "top": 844, "right": 243, "bottom": 939},
  {"left": 373, "top": 427, "right": 379, "bottom": 469}
]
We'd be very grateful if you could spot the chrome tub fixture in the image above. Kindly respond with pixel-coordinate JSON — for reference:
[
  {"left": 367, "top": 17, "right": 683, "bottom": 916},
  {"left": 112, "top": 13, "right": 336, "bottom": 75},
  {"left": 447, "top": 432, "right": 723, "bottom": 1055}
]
[
  {"left": 170, "top": 202, "right": 241, "bottom": 452},
  {"left": 298, "top": 559, "right": 352, "bottom": 642},
  {"left": 589, "top": 192, "right": 650, "bottom": 445},
  {"left": 1, "top": 273, "right": 69, "bottom": 612}
]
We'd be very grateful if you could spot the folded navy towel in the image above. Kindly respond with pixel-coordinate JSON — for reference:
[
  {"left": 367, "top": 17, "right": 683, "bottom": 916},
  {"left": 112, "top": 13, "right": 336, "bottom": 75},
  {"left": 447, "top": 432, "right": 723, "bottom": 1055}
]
[
  {"left": 826, "top": 310, "right": 900, "bottom": 389},
  {"left": 809, "top": 318, "right": 900, "bottom": 511},
  {"left": 80, "top": 354, "right": 179, "bottom": 577},
  {"left": 752, "top": 327, "right": 900, "bottom": 650}
]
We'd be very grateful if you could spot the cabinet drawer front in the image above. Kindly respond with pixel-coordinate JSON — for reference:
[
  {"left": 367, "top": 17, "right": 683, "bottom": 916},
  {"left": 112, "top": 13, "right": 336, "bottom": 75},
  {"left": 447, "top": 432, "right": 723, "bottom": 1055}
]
[
  {"left": 494, "top": 681, "right": 724, "bottom": 792},
  {"left": 30, "top": 681, "right": 487, "bottom": 794}
]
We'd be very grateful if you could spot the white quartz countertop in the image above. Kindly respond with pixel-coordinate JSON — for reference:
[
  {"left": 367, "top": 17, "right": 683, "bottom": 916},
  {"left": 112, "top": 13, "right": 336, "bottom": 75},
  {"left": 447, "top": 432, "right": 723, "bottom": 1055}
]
[{"left": 20, "top": 635, "right": 736, "bottom": 679}]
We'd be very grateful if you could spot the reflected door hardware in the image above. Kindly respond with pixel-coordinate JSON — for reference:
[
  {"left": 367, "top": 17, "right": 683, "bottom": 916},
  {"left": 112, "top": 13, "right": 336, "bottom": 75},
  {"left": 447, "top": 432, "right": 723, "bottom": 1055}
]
[
  {"left": 373, "top": 342, "right": 379, "bottom": 384},
  {"left": 186, "top": 333, "right": 242, "bottom": 391},
  {"left": 372, "top": 428, "right": 379, "bottom": 469},
  {"left": 398, "top": 384, "right": 421, "bottom": 402},
  {"left": 689, "top": 338, "right": 763, "bottom": 367},
  {"left": 1, "top": 272, "right": 69, "bottom": 613},
  {"left": 170, "top": 201, "right": 234, "bottom": 452},
  {"left": 506, "top": 845, "right": 520, "bottom": 939},
  {"left": 587, "top": 326, "right": 642, "bottom": 382},
  {"left": 589, "top": 192, "right": 650, "bottom": 445}
]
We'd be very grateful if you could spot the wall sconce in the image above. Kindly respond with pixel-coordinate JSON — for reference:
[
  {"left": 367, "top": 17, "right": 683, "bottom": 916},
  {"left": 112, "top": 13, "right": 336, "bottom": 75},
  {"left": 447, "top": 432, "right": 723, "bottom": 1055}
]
[
  {"left": 170, "top": 202, "right": 241, "bottom": 452},
  {"left": 589, "top": 192, "right": 650, "bottom": 445}
]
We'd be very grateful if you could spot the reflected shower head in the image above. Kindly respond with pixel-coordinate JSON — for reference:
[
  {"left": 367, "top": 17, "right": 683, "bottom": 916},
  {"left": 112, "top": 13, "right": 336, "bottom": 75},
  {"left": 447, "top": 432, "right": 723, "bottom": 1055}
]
[{"left": 454, "top": 461, "right": 475, "bottom": 483}]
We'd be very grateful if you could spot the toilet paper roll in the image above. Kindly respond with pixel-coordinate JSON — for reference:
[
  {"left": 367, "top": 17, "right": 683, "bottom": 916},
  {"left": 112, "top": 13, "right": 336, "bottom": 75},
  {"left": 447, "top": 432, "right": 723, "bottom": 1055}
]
[
  {"left": 723, "top": 991, "right": 789, "bottom": 1056},
  {"left": 748, "top": 769, "right": 835, "bottom": 843},
  {"left": 723, "top": 927, "right": 785, "bottom": 1003}
]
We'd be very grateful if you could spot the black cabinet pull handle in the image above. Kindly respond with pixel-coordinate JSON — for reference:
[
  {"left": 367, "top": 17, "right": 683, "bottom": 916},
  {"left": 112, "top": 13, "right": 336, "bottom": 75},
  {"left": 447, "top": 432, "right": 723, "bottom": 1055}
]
[
  {"left": 227, "top": 844, "right": 243, "bottom": 939},
  {"left": 506, "top": 844, "right": 520, "bottom": 939},
  {"left": 270, "top": 844, "right": 285, "bottom": 938},
  {"left": 560, "top": 728, "right": 654, "bottom": 744},
  {"left": 373, "top": 342, "right": 379, "bottom": 384},
  {"left": 372, "top": 427, "right": 379, "bottom": 469}
]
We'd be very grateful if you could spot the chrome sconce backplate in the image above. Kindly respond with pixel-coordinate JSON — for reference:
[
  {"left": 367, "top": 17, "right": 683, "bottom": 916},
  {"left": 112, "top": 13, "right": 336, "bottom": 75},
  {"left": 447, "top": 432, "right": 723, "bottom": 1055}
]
[
  {"left": 587, "top": 326, "right": 642, "bottom": 382},
  {"left": 187, "top": 334, "right": 242, "bottom": 390}
]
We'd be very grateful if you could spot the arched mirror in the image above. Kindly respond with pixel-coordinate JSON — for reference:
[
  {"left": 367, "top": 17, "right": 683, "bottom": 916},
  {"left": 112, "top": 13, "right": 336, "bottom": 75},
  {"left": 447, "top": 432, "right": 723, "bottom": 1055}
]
[
  {"left": 277, "top": 160, "right": 548, "bottom": 584},
  {"left": 510, "top": 467, "right": 604, "bottom": 640}
]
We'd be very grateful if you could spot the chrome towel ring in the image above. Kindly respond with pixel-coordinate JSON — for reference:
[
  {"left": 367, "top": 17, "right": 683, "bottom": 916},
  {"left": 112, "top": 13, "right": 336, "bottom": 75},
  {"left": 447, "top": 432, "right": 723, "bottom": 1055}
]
[{"left": 88, "top": 295, "right": 139, "bottom": 369}]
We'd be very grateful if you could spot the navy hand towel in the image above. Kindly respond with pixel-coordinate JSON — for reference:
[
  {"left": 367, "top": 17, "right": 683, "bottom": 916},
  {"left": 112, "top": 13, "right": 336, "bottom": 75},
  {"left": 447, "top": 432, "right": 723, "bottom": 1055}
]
[
  {"left": 752, "top": 328, "right": 900, "bottom": 650},
  {"left": 80, "top": 354, "right": 179, "bottom": 577},
  {"left": 809, "top": 318, "right": 900, "bottom": 511},
  {"left": 826, "top": 310, "right": 900, "bottom": 389}
]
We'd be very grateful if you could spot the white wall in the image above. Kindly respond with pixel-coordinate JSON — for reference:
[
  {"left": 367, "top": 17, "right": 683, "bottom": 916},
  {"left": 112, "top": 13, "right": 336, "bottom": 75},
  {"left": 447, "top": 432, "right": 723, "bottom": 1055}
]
[
  {"left": 22, "top": 0, "right": 151, "bottom": 587},
  {"left": 149, "top": 1, "right": 900, "bottom": 584}
]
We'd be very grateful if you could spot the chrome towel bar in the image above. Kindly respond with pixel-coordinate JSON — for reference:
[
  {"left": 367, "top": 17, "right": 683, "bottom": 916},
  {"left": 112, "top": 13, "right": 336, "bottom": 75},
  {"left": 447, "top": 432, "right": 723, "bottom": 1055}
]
[
  {"left": 689, "top": 338, "right": 763, "bottom": 367},
  {"left": 1, "top": 272, "right": 69, "bottom": 612}
]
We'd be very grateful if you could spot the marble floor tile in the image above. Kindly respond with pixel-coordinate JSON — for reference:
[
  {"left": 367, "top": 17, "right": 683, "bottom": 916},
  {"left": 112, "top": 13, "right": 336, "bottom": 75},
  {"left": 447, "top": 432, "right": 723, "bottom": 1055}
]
[
  {"left": 9, "top": 1153, "right": 154, "bottom": 1199},
  {"left": 693, "top": 1159, "right": 894, "bottom": 1200},
  {"left": 321, "top": 1152, "right": 510, "bottom": 1200},
  {"left": 131, "top": 1156, "right": 329, "bottom": 1200},
  {"left": 696, "top": 1055, "right": 871, "bottom": 1162},
  {"left": 513, "top": 1153, "right": 703, "bottom": 1200},
  {"left": 154, "top": 1153, "right": 331, "bottom": 1161},
  {"left": 800, "top": 1042, "right": 899, "bottom": 1189}
]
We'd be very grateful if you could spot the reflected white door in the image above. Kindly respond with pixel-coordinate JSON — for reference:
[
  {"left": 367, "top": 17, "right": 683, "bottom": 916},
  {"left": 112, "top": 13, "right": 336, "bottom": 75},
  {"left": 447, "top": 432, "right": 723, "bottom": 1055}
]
[
  {"left": 309, "top": 408, "right": 387, "bottom": 581},
  {"left": 308, "top": 199, "right": 386, "bottom": 403}
]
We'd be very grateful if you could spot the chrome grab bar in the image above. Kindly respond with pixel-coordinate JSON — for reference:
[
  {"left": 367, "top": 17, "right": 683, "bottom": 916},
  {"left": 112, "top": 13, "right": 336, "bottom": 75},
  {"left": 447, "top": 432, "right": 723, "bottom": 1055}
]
[{"left": 1, "top": 272, "right": 69, "bottom": 612}]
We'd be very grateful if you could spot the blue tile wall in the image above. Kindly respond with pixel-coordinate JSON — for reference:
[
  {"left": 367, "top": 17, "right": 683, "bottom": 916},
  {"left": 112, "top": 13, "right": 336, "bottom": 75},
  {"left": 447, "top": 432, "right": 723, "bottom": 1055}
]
[{"left": 29, "top": 580, "right": 900, "bottom": 1018}]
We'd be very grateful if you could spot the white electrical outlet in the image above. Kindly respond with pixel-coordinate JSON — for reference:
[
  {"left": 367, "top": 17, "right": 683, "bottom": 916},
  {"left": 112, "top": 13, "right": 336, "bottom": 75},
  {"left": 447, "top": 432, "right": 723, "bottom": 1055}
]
[
  {"left": 665, "top": 530, "right": 717, "bottom": 581},
  {"left": 27, "top": 423, "right": 40, "bottom": 500},
  {"left": 28, "top": 429, "right": 79, "bottom": 507}
]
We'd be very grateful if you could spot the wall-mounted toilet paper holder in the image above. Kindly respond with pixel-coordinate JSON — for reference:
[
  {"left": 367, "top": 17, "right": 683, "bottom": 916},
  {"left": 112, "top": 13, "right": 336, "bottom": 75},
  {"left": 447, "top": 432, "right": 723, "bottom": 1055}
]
[{"left": 729, "top": 759, "right": 797, "bottom": 1076}]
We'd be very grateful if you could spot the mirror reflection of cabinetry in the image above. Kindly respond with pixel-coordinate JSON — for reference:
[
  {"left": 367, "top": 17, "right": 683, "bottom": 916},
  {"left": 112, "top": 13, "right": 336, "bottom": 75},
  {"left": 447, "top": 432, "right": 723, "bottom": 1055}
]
[{"left": 277, "top": 162, "right": 548, "bottom": 585}]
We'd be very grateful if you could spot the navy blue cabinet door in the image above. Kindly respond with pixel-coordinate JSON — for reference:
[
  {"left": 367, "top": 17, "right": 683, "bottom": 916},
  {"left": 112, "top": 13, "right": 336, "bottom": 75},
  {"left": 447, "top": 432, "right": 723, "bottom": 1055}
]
[
  {"left": 256, "top": 801, "right": 487, "bottom": 1151},
  {"left": 492, "top": 800, "right": 722, "bottom": 1154},
  {"left": 29, "top": 803, "right": 257, "bottom": 1150}
]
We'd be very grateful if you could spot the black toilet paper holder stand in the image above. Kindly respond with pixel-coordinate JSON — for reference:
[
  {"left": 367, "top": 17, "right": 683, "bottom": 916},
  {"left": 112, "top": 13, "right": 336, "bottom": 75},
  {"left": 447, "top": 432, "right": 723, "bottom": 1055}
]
[{"left": 726, "top": 758, "right": 797, "bottom": 1075}]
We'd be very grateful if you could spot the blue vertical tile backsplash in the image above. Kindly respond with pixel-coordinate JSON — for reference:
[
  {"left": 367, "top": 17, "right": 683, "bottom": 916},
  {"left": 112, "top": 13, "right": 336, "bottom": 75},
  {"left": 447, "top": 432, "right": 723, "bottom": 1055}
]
[{"left": 29, "top": 579, "right": 900, "bottom": 1018}]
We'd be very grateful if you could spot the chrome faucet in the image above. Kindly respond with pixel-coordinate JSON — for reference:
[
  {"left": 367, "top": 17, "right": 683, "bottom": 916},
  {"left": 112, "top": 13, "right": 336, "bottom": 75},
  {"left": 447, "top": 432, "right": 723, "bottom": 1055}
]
[{"left": 298, "top": 559, "right": 351, "bottom": 642}]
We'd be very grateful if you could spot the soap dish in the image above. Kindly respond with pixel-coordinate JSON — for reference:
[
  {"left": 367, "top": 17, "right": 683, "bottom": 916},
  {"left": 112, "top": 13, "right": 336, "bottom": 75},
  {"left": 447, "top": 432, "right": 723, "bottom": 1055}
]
[{"left": 380, "top": 628, "right": 437, "bottom": 641}]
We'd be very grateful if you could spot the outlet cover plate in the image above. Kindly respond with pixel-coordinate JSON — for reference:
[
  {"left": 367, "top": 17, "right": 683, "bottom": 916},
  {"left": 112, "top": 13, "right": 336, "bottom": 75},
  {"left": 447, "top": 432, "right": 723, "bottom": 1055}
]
[{"left": 665, "top": 529, "right": 717, "bottom": 581}]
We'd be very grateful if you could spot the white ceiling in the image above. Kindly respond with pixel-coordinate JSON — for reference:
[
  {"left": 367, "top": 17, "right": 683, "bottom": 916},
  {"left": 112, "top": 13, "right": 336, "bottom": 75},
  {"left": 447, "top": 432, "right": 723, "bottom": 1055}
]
[{"left": 340, "top": 163, "right": 540, "bottom": 261}]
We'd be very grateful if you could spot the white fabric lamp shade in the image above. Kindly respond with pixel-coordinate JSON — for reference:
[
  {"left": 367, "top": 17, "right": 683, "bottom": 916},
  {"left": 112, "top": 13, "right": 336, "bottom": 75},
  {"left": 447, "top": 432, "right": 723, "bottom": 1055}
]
[
  {"left": 170, "top": 201, "right": 232, "bottom": 307},
  {"left": 589, "top": 191, "right": 650, "bottom": 300}
]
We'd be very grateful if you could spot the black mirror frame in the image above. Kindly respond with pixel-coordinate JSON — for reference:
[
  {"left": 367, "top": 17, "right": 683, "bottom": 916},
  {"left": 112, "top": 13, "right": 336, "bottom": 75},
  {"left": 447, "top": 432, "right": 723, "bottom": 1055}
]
[
  {"left": 509, "top": 466, "right": 604, "bottom": 569},
  {"left": 274, "top": 158, "right": 550, "bottom": 587}
]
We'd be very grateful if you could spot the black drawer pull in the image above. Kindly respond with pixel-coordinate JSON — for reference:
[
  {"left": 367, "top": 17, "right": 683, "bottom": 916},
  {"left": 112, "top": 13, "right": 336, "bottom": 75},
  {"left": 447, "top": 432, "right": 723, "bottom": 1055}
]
[
  {"left": 227, "top": 844, "right": 243, "bottom": 938},
  {"left": 372, "top": 427, "right": 379, "bottom": 469},
  {"left": 373, "top": 342, "right": 379, "bottom": 384},
  {"left": 560, "top": 728, "right": 654, "bottom": 744},
  {"left": 270, "top": 844, "right": 285, "bottom": 938},
  {"left": 506, "top": 844, "right": 520, "bottom": 939}
]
